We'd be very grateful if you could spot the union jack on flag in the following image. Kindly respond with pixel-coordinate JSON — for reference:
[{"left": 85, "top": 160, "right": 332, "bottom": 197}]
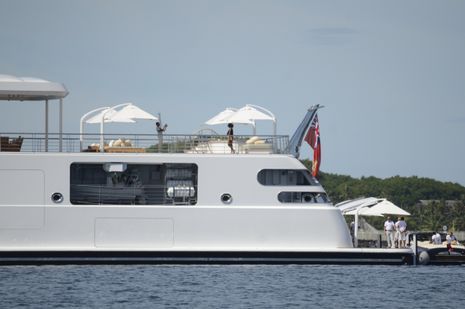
[
  {"left": 304, "top": 114, "right": 321, "bottom": 177},
  {"left": 305, "top": 114, "right": 319, "bottom": 149}
]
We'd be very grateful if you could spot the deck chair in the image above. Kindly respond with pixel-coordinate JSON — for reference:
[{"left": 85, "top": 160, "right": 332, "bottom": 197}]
[{"left": 0, "top": 136, "right": 23, "bottom": 151}]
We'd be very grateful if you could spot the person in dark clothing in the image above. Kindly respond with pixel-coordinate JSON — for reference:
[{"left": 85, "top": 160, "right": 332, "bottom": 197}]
[{"left": 227, "top": 123, "right": 235, "bottom": 153}]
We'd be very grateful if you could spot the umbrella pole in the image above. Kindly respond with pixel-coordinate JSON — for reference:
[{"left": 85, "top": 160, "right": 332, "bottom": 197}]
[
  {"left": 80, "top": 106, "right": 111, "bottom": 152},
  {"left": 79, "top": 119, "right": 83, "bottom": 151},
  {"left": 273, "top": 120, "right": 277, "bottom": 152},
  {"left": 354, "top": 210, "right": 359, "bottom": 247},
  {"left": 100, "top": 112, "right": 105, "bottom": 153}
]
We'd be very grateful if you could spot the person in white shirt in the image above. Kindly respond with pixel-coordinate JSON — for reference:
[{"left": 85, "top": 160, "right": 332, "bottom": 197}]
[
  {"left": 432, "top": 232, "right": 442, "bottom": 245},
  {"left": 446, "top": 232, "right": 458, "bottom": 254},
  {"left": 395, "top": 217, "right": 407, "bottom": 248},
  {"left": 384, "top": 217, "right": 395, "bottom": 248}
]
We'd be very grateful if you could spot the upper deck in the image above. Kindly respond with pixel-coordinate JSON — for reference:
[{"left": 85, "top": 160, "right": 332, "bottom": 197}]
[
  {"left": 1, "top": 75, "right": 320, "bottom": 157},
  {"left": 0, "top": 132, "right": 290, "bottom": 155}
]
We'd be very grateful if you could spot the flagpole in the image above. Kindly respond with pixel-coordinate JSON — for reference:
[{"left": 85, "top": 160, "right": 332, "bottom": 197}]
[{"left": 287, "top": 104, "right": 323, "bottom": 158}]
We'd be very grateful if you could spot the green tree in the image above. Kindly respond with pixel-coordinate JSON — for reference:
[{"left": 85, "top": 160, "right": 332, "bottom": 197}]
[
  {"left": 449, "top": 201, "right": 465, "bottom": 231},
  {"left": 301, "top": 160, "right": 465, "bottom": 231},
  {"left": 412, "top": 200, "right": 446, "bottom": 231}
]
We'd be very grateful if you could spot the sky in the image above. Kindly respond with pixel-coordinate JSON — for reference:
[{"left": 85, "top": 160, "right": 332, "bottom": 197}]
[{"left": 1, "top": 0, "right": 464, "bottom": 185}]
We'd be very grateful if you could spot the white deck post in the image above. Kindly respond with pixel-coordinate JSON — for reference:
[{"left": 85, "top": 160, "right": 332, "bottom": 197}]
[
  {"left": 45, "top": 99, "right": 49, "bottom": 152},
  {"left": 354, "top": 210, "right": 359, "bottom": 247},
  {"left": 100, "top": 115, "right": 105, "bottom": 153},
  {"left": 273, "top": 119, "right": 277, "bottom": 152},
  {"left": 98, "top": 103, "right": 132, "bottom": 153},
  {"left": 59, "top": 98, "right": 63, "bottom": 152},
  {"left": 80, "top": 106, "right": 110, "bottom": 151}
]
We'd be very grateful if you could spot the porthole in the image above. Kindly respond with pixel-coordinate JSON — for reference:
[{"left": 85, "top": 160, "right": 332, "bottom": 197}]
[
  {"left": 51, "top": 192, "right": 64, "bottom": 203},
  {"left": 221, "top": 193, "right": 232, "bottom": 204}
]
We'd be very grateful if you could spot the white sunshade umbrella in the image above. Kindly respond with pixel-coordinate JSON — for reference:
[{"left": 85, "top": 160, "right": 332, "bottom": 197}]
[
  {"left": 337, "top": 197, "right": 410, "bottom": 247},
  {"left": 85, "top": 108, "right": 136, "bottom": 124},
  {"left": 342, "top": 199, "right": 410, "bottom": 216},
  {"left": 81, "top": 103, "right": 158, "bottom": 152},
  {"left": 205, "top": 107, "right": 252, "bottom": 125},
  {"left": 80, "top": 105, "right": 136, "bottom": 150},
  {"left": 336, "top": 197, "right": 380, "bottom": 214},
  {"left": 344, "top": 207, "right": 384, "bottom": 216},
  {"left": 85, "top": 103, "right": 157, "bottom": 123},
  {"left": 110, "top": 103, "right": 158, "bottom": 122},
  {"left": 227, "top": 104, "right": 275, "bottom": 123},
  {"left": 228, "top": 104, "right": 276, "bottom": 135},
  {"left": 97, "top": 103, "right": 158, "bottom": 152},
  {"left": 360, "top": 200, "right": 411, "bottom": 217},
  {"left": 205, "top": 104, "right": 276, "bottom": 135}
]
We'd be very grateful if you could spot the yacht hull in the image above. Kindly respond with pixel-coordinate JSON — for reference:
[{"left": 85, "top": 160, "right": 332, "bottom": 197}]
[{"left": 0, "top": 249, "right": 414, "bottom": 265}]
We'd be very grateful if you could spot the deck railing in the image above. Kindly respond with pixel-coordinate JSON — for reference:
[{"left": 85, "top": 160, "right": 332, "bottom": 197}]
[{"left": 0, "top": 133, "right": 290, "bottom": 154}]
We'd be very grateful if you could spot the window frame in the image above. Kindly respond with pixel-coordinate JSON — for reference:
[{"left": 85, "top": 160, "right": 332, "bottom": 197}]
[
  {"left": 257, "top": 169, "right": 317, "bottom": 186},
  {"left": 69, "top": 162, "right": 198, "bottom": 206}
]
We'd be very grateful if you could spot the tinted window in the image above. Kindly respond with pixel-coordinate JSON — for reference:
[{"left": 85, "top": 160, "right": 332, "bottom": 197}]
[
  {"left": 278, "top": 192, "right": 329, "bottom": 204},
  {"left": 257, "top": 169, "right": 316, "bottom": 186},
  {"left": 70, "top": 163, "right": 197, "bottom": 205}
]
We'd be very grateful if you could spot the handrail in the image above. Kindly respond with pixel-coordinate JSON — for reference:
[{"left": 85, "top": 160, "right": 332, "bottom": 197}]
[{"left": 0, "top": 132, "right": 290, "bottom": 154}]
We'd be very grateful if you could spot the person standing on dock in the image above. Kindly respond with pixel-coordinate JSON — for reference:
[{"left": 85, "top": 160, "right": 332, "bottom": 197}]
[
  {"left": 395, "top": 216, "right": 407, "bottom": 248},
  {"left": 384, "top": 217, "right": 395, "bottom": 248}
]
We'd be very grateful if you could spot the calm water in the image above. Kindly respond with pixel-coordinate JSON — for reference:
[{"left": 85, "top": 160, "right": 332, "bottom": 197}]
[{"left": 1, "top": 265, "right": 464, "bottom": 308}]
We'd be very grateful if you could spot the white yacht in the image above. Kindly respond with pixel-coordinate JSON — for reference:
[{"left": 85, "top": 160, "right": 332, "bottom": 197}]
[{"left": 0, "top": 75, "right": 414, "bottom": 264}]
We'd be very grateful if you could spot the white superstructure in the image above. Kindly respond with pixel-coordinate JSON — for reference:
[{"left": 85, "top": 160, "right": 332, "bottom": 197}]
[
  {"left": 0, "top": 152, "right": 351, "bottom": 251},
  {"left": 0, "top": 76, "right": 414, "bottom": 264}
]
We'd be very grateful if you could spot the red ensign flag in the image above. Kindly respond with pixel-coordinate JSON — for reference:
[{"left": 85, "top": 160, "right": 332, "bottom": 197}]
[{"left": 304, "top": 114, "right": 321, "bottom": 177}]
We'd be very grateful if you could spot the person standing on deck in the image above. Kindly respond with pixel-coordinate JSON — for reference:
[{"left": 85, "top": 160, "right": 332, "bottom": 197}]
[
  {"left": 432, "top": 232, "right": 442, "bottom": 245},
  {"left": 156, "top": 121, "right": 168, "bottom": 152},
  {"left": 227, "top": 123, "right": 235, "bottom": 154},
  {"left": 384, "top": 216, "right": 395, "bottom": 249},
  {"left": 446, "top": 231, "right": 458, "bottom": 254}
]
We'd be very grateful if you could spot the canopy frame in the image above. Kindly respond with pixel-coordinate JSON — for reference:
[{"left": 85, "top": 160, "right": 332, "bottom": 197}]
[
  {"left": 247, "top": 104, "right": 276, "bottom": 136},
  {"left": 79, "top": 106, "right": 111, "bottom": 150},
  {"left": 81, "top": 103, "right": 158, "bottom": 152},
  {"left": 336, "top": 197, "right": 411, "bottom": 247},
  {"left": 205, "top": 104, "right": 276, "bottom": 135},
  {"left": 99, "top": 103, "right": 132, "bottom": 152},
  {"left": 0, "top": 75, "right": 69, "bottom": 151}
]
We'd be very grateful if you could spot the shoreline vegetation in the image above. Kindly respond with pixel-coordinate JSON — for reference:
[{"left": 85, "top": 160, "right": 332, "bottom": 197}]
[{"left": 301, "top": 160, "right": 465, "bottom": 233}]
